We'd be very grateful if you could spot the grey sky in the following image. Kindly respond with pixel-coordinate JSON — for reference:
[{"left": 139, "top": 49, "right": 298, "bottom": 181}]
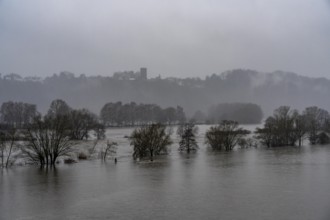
[{"left": 0, "top": 0, "right": 330, "bottom": 78}]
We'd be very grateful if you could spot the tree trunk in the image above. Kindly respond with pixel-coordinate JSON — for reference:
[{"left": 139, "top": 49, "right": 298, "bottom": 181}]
[
  {"left": 1, "top": 148, "right": 4, "bottom": 167},
  {"left": 5, "top": 139, "right": 14, "bottom": 168},
  {"left": 150, "top": 149, "right": 154, "bottom": 161}
]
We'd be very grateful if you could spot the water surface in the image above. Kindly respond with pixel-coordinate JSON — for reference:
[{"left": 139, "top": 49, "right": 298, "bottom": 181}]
[{"left": 1, "top": 125, "right": 330, "bottom": 220}]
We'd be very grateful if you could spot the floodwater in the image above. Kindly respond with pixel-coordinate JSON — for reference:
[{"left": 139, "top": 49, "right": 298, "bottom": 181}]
[{"left": 1, "top": 125, "right": 330, "bottom": 220}]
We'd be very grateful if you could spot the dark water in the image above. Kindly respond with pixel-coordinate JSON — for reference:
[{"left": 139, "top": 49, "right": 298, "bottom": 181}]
[{"left": 1, "top": 126, "right": 330, "bottom": 220}]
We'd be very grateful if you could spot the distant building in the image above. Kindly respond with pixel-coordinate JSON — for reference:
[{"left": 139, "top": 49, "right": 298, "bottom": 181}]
[
  {"left": 112, "top": 67, "right": 147, "bottom": 80},
  {"left": 139, "top": 67, "right": 147, "bottom": 80},
  {"left": 113, "top": 71, "right": 135, "bottom": 80}
]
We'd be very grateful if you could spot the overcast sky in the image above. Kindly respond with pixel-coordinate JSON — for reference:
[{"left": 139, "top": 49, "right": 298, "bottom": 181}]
[{"left": 0, "top": 0, "right": 330, "bottom": 78}]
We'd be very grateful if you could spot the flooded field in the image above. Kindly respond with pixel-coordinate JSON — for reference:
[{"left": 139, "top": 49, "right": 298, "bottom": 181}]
[{"left": 1, "top": 125, "right": 330, "bottom": 220}]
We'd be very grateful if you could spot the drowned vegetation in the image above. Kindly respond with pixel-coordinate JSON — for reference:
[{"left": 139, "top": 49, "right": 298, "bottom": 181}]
[
  {"left": 1, "top": 100, "right": 330, "bottom": 166},
  {"left": 129, "top": 105, "right": 330, "bottom": 161}
]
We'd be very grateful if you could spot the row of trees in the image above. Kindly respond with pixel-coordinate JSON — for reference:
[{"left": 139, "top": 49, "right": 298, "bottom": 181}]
[
  {"left": 255, "top": 106, "right": 330, "bottom": 147},
  {"left": 20, "top": 99, "right": 108, "bottom": 166},
  {"left": 45, "top": 99, "right": 105, "bottom": 140},
  {"left": 0, "top": 99, "right": 105, "bottom": 140},
  {"left": 205, "top": 121, "right": 250, "bottom": 151},
  {"left": 130, "top": 120, "right": 250, "bottom": 161},
  {"left": 0, "top": 102, "right": 39, "bottom": 167},
  {"left": 0, "top": 101, "right": 39, "bottom": 128},
  {"left": 0, "top": 99, "right": 107, "bottom": 167},
  {"left": 0, "top": 99, "right": 187, "bottom": 167},
  {"left": 205, "top": 103, "right": 263, "bottom": 124},
  {"left": 3, "top": 100, "right": 330, "bottom": 165},
  {"left": 101, "top": 102, "right": 186, "bottom": 126},
  {"left": 0, "top": 100, "right": 188, "bottom": 131},
  {"left": 130, "top": 104, "right": 330, "bottom": 161}
]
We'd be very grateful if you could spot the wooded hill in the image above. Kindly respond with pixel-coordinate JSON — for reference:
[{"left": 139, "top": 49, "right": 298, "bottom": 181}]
[{"left": 1, "top": 69, "right": 329, "bottom": 117}]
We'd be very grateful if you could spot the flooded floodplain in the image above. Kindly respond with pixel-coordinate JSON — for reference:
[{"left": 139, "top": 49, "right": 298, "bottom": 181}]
[{"left": 1, "top": 125, "right": 330, "bottom": 220}]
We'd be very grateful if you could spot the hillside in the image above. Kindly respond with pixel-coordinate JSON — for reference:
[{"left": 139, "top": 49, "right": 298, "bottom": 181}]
[{"left": 1, "top": 69, "right": 329, "bottom": 117}]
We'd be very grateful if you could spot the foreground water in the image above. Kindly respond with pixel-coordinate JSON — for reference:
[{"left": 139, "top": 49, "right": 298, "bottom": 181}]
[{"left": 1, "top": 125, "right": 330, "bottom": 220}]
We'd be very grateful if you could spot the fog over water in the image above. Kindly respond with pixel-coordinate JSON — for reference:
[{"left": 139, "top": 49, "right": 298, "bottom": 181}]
[
  {"left": 1, "top": 0, "right": 330, "bottom": 78},
  {"left": 1, "top": 1, "right": 330, "bottom": 219}
]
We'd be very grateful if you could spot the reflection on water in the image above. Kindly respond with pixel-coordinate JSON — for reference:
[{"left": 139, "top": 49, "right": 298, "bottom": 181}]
[{"left": 1, "top": 125, "right": 330, "bottom": 220}]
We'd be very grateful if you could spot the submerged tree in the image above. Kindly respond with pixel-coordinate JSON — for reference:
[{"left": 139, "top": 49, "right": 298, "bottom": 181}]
[
  {"left": 292, "top": 111, "right": 307, "bottom": 147},
  {"left": 45, "top": 99, "right": 104, "bottom": 141},
  {"left": 255, "top": 117, "right": 275, "bottom": 148},
  {"left": 0, "top": 131, "right": 5, "bottom": 167},
  {"left": 255, "top": 106, "right": 298, "bottom": 147},
  {"left": 0, "top": 101, "right": 38, "bottom": 128},
  {"left": 68, "top": 109, "right": 100, "bottom": 140},
  {"left": 303, "top": 106, "right": 329, "bottom": 145},
  {"left": 5, "top": 129, "right": 17, "bottom": 168},
  {"left": 177, "top": 123, "right": 198, "bottom": 153},
  {"left": 130, "top": 123, "right": 172, "bottom": 161},
  {"left": 205, "top": 120, "right": 250, "bottom": 151},
  {"left": 94, "top": 123, "right": 106, "bottom": 140},
  {"left": 102, "top": 140, "right": 117, "bottom": 161},
  {"left": 0, "top": 128, "right": 18, "bottom": 168},
  {"left": 237, "top": 137, "right": 258, "bottom": 148},
  {"left": 256, "top": 106, "right": 330, "bottom": 147},
  {"left": 316, "top": 132, "right": 330, "bottom": 145},
  {"left": 22, "top": 115, "right": 73, "bottom": 166}
]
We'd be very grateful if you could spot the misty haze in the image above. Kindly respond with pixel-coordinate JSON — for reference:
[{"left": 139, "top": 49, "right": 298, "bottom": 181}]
[{"left": 1, "top": 1, "right": 330, "bottom": 220}]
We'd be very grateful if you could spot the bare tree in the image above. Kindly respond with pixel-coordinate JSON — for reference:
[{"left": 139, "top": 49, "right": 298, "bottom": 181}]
[
  {"left": 130, "top": 123, "right": 172, "bottom": 161},
  {"left": 255, "top": 106, "right": 330, "bottom": 147},
  {"left": 303, "top": 106, "right": 329, "bottom": 145},
  {"left": 5, "top": 129, "right": 17, "bottom": 167},
  {"left": 237, "top": 137, "right": 258, "bottom": 148},
  {"left": 177, "top": 123, "right": 198, "bottom": 153},
  {"left": 292, "top": 110, "right": 307, "bottom": 147},
  {"left": 205, "top": 120, "right": 250, "bottom": 151},
  {"left": 255, "top": 117, "right": 276, "bottom": 148},
  {"left": 102, "top": 140, "right": 117, "bottom": 161},
  {"left": 22, "top": 115, "right": 73, "bottom": 166},
  {"left": 69, "top": 109, "right": 99, "bottom": 140},
  {"left": 46, "top": 99, "right": 71, "bottom": 119},
  {"left": 0, "top": 131, "right": 5, "bottom": 167},
  {"left": 0, "top": 101, "right": 38, "bottom": 128},
  {"left": 0, "top": 129, "right": 18, "bottom": 168},
  {"left": 94, "top": 123, "right": 106, "bottom": 140},
  {"left": 88, "top": 140, "right": 99, "bottom": 156},
  {"left": 255, "top": 106, "right": 303, "bottom": 147}
]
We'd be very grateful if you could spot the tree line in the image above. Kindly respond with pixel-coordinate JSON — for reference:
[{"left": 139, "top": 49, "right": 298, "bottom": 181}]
[
  {"left": 130, "top": 120, "right": 250, "bottom": 161},
  {"left": 255, "top": 106, "right": 330, "bottom": 147},
  {"left": 0, "top": 99, "right": 187, "bottom": 166},
  {"left": 192, "top": 102, "right": 263, "bottom": 124},
  {"left": 100, "top": 102, "right": 186, "bottom": 126},
  {"left": 0, "top": 100, "right": 104, "bottom": 140},
  {"left": 2, "top": 100, "right": 330, "bottom": 166},
  {"left": 0, "top": 99, "right": 106, "bottom": 166},
  {"left": 0, "top": 101, "right": 38, "bottom": 129},
  {"left": 130, "top": 105, "right": 330, "bottom": 161}
]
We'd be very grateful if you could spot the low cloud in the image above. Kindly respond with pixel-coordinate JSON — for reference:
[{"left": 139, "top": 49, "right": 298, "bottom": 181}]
[{"left": 0, "top": 0, "right": 330, "bottom": 78}]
